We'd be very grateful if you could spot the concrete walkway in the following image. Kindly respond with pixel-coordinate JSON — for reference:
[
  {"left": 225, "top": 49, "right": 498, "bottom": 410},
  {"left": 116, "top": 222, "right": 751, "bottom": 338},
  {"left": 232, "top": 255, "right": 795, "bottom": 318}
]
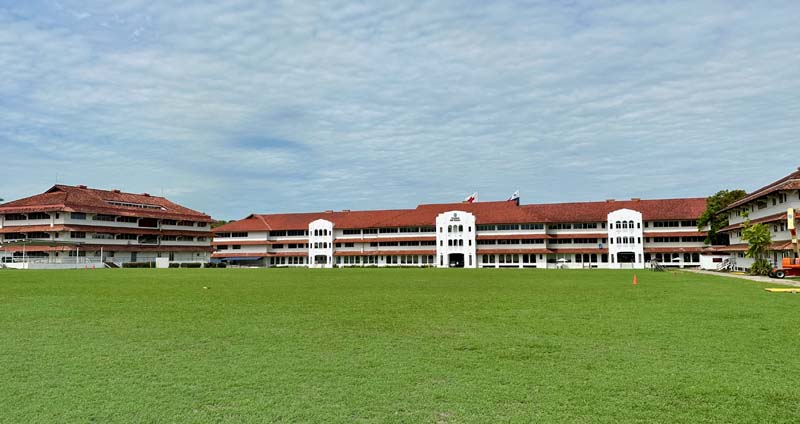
[{"left": 685, "top": 269, "right": 800, "bottom": 287}]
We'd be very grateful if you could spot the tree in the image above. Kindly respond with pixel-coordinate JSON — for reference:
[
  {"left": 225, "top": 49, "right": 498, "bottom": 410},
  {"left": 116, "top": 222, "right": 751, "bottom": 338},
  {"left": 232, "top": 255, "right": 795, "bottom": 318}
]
[
  {"left": 210, "top": 220, "right": 228, "bottom": 229},
  {"left": 741, "top": 213, "right": 773, "bottom": 275},
  {"left": 697, "top": 189, "right": 748, "bottom": 245}
]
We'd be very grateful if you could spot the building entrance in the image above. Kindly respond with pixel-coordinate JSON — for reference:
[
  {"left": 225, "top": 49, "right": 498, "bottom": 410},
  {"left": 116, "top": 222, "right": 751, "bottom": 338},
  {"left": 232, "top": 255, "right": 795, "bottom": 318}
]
[{"left": 448, "top": 253, "right": 465, "bottom": 268}]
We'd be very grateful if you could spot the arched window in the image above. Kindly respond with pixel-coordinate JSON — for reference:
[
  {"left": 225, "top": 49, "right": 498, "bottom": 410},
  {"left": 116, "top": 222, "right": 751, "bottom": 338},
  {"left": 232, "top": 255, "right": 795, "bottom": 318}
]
[
  {"left": 459, "top": 239, "right": 464, "bottom": 246},
  {"left": 459, "top": 225, "right": 464, "bottom": 232},
  {"left": 448, "top": 240, "right": 452, "bottom": 246},
  {"left": 448, "top": 225, "right": 452, "bottom": 232},
  {"left": 616, "top": 221, "right": 621, "bottom": 228},
  {"left": 622, "top": 221, "right": 628, "bottom": 229},
  {"left": 609, "top": 222, "right": 614, "bottom": 229},
  {"left": 616, "top": 237, "right": 621, "bottom": 243},
  {"left": 629, "top": 221, "right": 634, "bottom": 228}
]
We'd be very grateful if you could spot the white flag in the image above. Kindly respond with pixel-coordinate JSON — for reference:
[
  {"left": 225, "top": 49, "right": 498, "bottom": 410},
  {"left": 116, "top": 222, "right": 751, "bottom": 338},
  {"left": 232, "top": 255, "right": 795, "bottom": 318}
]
[
  {"left": 508, "top": 190, "right": 520, "bottom": 201},
  {"left": 464, "top": 192, "right": 477, "bottom": 203}
]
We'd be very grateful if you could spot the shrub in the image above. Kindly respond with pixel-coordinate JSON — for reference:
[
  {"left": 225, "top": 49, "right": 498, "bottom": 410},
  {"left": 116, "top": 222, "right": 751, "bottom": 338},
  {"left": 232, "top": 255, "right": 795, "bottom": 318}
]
[
  {"left": 749, "top": 259, "right": 772, "bottom": 276},
  {"left": 180, "top": 262, "right": 202, "bottom": 268},
  {"left": 122, "top": 262, "right": 156, "bottom": 268}
]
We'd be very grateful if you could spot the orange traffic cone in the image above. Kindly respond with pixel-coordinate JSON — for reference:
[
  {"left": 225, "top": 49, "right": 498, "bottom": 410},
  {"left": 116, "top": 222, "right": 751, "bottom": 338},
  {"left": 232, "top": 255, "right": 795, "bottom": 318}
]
[{"left": 633, "top": 274, "right": 638, "bottom": 286}]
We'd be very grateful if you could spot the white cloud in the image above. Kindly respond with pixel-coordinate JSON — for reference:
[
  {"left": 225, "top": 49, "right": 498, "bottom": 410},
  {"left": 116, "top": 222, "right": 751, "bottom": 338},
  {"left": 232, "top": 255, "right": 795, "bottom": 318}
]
[{"left": 0, "top": 1, "right": 799, "bottom": 218}]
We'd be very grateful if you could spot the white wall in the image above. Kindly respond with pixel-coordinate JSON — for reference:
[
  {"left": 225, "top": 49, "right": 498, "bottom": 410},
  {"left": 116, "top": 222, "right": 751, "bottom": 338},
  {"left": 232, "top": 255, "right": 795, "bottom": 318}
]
[
  {"left": 435, "top": 211, "right": 477, "bottom": 268},
  {"left": 308, "top": 219, "right": 334, "bottom": 268},
  {"left": 608, "top": 209, "right": 645, "bottom": 269}
]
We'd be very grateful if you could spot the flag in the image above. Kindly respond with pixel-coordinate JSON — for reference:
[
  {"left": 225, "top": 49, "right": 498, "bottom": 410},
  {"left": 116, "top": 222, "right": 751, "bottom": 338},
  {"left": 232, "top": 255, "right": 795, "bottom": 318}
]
[
  {"left": 508, "top": 190, "right": 520, "bottom": 202},
  {"left": 464, "top": 192, "right": 477, "bottom": 203}
]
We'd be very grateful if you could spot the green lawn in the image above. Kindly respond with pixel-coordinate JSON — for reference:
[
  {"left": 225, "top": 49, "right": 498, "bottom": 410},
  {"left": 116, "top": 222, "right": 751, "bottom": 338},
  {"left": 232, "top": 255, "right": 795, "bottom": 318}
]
[{"left": 0, "top": 269, "right": 798, "bottom": 423}]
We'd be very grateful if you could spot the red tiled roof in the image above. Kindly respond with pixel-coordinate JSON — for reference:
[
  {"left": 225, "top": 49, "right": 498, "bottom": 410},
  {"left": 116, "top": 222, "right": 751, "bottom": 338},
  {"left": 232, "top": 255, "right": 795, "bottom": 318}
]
[
  {"left": 215, "top": 198, "right": 708, "bottom": 233},
  {"left": 0, "top": 245, "right": 75, "bottom": 253},
  {"left": 211, "top": 240, "right": 294, "bottom": 246},
  {"left": 719, "top": 213, "right": 787, "bottom": 232},
  {"left": 0, "top": 185, "right": 212, "bottom": 222},
  {"left": 716, "top": 241, "right": 794, "bottom": 252},
  {"left": 722, "top": 168, "right": 800, "bottom": 212},
  {"left": 212, "top": 252, "right": 267, "bottom": 259}
]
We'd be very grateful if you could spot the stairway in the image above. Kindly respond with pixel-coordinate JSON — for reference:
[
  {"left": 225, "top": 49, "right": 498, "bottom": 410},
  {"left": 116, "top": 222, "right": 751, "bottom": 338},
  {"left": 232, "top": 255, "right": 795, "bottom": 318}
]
[{"left": 649, "top": 260, "right": 666, "bottom": 272}]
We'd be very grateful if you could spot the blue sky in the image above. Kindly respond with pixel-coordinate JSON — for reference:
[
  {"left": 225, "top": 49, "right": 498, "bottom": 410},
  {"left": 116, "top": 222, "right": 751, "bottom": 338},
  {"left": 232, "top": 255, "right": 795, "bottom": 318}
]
[{"left": 1, "top": 1, "right": 798, "bottom": 220}]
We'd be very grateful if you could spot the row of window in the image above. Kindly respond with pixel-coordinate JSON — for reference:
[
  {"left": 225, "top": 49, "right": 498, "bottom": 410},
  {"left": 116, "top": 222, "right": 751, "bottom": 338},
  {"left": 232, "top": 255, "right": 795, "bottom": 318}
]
[
  {"left": 550, "top": 238, "right": 603, "bottom": 245},
  {"left": 2, "top": 232, "right": 206, "bottom": 242},
  {"left": 477, "top": 239, "right": 545, "bottom": 245},
  {"left": 476, "top": 223, "right": 546, "bottom": 231},
  {"left": 216, "top": 232, "right": 249, "bottom": 238},
  {"left": 446, "top": 225, "right": 469, "bottom": 233},
  {"left": 610, "top": 220, "right": 640, "bottom": 230},
  {"left": 269, "top": 256, "right": 306, "bottom": 265}
]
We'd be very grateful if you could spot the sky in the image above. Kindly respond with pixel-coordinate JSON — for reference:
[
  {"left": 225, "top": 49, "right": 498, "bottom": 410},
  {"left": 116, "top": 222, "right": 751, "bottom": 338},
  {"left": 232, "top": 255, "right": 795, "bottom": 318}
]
[{"left": 0, "top": 1, "right": 798, "bottom": 220}]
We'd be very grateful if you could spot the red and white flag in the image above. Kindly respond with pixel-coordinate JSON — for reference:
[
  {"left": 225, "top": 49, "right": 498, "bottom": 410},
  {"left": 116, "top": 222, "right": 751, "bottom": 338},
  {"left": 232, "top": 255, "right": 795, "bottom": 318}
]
[{"left": 464, "top": 192, "right": 477, "bottom": 203}]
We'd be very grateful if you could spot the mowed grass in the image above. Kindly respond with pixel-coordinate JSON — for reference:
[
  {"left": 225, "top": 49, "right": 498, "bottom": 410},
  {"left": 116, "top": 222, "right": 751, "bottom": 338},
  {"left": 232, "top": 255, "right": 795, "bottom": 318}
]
[{"left": 0, "top": 269, "right": 798, "bottom": 423}]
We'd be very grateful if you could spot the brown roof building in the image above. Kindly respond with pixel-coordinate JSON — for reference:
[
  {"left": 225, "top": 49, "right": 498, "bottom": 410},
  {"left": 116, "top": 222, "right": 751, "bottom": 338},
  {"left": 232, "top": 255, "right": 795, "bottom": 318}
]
[
  {"left": 213, "top": 197, "right": 708, "bottom": 269},
  {"left": 0, "top": 185, "right": 213, "bottom": 266}
]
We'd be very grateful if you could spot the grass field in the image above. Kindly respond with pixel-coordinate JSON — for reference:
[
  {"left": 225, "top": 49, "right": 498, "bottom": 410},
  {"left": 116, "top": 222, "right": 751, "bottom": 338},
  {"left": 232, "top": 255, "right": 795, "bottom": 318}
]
[{"left": 1, "top": 269, "right": 798, "bottom": 423}]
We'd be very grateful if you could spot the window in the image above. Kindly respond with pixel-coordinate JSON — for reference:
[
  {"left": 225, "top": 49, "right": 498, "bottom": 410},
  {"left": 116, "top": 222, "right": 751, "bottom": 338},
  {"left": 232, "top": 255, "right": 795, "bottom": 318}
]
[
  {"left": 232, "top": 245, "right": 241, "bottom": 250},
  {"left": 28, "top": 212, "right": 51, "bottom": 220},
  {"left": 106, "top": 200, "right": 165, "bottom": 210},
  {"left": 476, "top": 225, "right": 495, "bottom": 231},
  {"left": 70, "top": 232, "right": 86, "bottom": 239},
  {"left": 287, "top": 230, "right": 306, "bottom": 236},
  {"left": 117, "top": 216, "right": 138, "bottom": 223},
  {"left": 343, "top": 229, "right": 361, "bottom": 235},
  {"left": 230, "top": 232, "right": 248, "bottom": 238},
  {"left": 71, "top": 212, "right": 86, "bottom": 220}
]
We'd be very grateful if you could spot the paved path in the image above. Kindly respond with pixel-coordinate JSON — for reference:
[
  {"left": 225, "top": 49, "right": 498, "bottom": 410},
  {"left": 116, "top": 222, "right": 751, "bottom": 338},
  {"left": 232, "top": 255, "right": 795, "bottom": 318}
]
[{"left": 685, "top": 269, "right": 800, "bottom": 287}]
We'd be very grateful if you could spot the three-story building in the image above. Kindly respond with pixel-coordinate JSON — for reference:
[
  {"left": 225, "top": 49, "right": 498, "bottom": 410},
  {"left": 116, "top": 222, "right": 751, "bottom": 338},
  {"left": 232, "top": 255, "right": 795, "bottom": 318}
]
[
  {"left": 212, "top": 197, "right": 708, "bottom": 269},
  {"left": 0, "top": 185, "right": 213, "bottom": 265}
]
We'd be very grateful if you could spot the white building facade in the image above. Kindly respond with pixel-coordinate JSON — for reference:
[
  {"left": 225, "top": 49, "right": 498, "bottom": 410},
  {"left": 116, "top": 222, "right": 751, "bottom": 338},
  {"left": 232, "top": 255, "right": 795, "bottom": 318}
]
[
  {"left": 718, "top": 168, "right": 800, "bottom": 270},
  {"left": 213, "top": 197, "right": 708, "bottom": 269},
  {"left": 0, "top": 185, "right": 213, "bottom": 267}
]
